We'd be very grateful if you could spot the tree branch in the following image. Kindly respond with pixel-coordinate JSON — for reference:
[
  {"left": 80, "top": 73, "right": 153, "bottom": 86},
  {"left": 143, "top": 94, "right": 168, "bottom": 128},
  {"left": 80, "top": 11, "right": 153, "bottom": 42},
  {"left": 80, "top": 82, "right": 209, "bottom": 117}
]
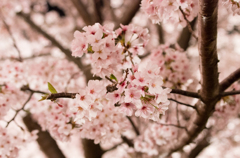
[
  {"left": 177, "top": 18, "right": 197, "bottom": 50},
  {"left": 46, "top": 93, "right": 77, "bottom": 100},
  {"left": 121, "top": 135, "right": 134, "bottom": 147},
  {"left": 168, "top": 98, "right": 197, "bottom": 110},
  {"left": 92, "top": 0, "right": 103, "bottom": 23},
  {"left": 158, "top": 123, "right": 189, "bottom": 134},
  {"left": 188, "top": 135, "right": 210, "bottom": 158},
  {"left": 179, "top": 7, "right": 198, "bottom": 41},
  {"left": 157, "top": 24, "right": 165, "bottom": 44},
  {"left": 1, "top": 17, "right": 22, "bottom": 62},
  {"left": 169, "top": 88, "right": 200, "bottom": 99},
  {"left": 70, "top": 0, "right": 95, "bottom": 25},
  {"left": 159, "top": 0, "right": 219, "bottom": 156},
  {"left": 220, "top": 90, "right": 240, "bottom": 97},
  {"left": 219, "top": 68, "right": 240, "bottom": 92},
  {"left": 126, "top": 116, "right": 140, "bottom": 136},
  {"left": 16, "top": 11, "right": 96, "bottom": 81},
  {"left": 20, "top": 85, "right": 48, "bottom": 95},
  {"left": 5, "top": 92, "right": 33, "bottom": 127},
  {"left": 114, "top": 0, "right": 141, "bottom": 28},
  {"left": 23, "top": 114, "right": 66, "bottom": 158}
]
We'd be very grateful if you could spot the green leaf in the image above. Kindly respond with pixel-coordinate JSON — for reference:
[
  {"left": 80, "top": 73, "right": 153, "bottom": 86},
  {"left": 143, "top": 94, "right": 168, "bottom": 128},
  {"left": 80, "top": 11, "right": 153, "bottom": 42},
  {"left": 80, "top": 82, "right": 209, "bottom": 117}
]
[
  {"left": 110, "top": 74, "right": 118, "bottom": 82},
  {"left": 48, "top": 82, "right": 57, "bottom": 94},
  {"left": 38, "top": 94, "right": 49, "bottom": 102}
]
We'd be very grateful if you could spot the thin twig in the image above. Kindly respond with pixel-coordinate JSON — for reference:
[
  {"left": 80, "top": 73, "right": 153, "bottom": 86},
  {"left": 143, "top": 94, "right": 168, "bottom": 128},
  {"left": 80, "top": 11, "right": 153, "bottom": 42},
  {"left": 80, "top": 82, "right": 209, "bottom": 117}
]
[
  {"left": 5, "top": 92, "right": 33, "bottom": 127},
  {"left": 174, "top": 95, "right": 180, "bottom": 139},
  {"left": 65, "top": 72, "right": 81, "bottom": 92},
  {"left": 1, "top": 17, "right": 22, "bottom": 61},
  {"left": 127, "top": 51, "right": 135, "bottom": 66},
  {"left": 168, "top": 98, "right": 197, "bottom": 110},
  {"left": 105, "top": 76, "right": 117, "bottom": 84},
  {"left": 167, "top": 87, "right": 200, "bottom": 99},
  {"left": 0, "top": 53, "right": 51, "bottom": 61},
  {"left": 20, "top": 85, "right": 48, "bottom": 95},
  {"left": 179, "top": 6, "right": 198, "bottom": 41},
  {"left": 119, "top": 69, "right": 129, "bottom": 85},
  {"left": 158, "top": 123, "right": 189, "bottom": 135},
  {"left": 126, "top": 116, "right": 140, "bottom": 135}
]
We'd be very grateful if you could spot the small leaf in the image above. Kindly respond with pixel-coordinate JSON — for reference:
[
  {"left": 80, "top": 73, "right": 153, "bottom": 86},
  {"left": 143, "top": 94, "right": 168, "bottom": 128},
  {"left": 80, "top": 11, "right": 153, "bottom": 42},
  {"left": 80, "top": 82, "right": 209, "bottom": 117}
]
[
  {"left": 38, "top": 94, "right": 49, "bottom": 102},
  {"left": 48, "top": 82, "right": 57, "bottom": 94},
  {"left": 110, "top": 74, "right": 118, "bottom": 82}
]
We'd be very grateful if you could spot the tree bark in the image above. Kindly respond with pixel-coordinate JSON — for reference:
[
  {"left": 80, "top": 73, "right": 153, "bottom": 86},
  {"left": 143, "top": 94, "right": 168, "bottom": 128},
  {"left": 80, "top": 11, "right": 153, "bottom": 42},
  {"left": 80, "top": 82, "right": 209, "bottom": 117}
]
[
  {"left": 23, "top": 114, "right": 66, "bottom": 158},
  {"left": 81, "top": 139, "right": 104, "bottom": 158},
  {"left": 158, "top": 1, "right": 219, "bottom": 157}
]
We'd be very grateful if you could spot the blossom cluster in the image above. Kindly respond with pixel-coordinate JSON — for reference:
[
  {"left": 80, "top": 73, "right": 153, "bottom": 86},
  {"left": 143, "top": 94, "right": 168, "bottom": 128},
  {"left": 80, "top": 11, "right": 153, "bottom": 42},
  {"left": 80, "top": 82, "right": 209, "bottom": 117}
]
[
  {"left": 71, "top": 23, "right": 149, "bottom": 78},
  {"left": 221, "top": 0, "right": 240, "bottom": 15},
  {"left": 0, "top": 84, "right": 28, "bottom": 120},
  {"left": 147, "top": 44, "right": 191, "bottom": 88},
  {"left": 141, "top": 0, "right": 198, "bottom": 26},
  {"left": 66, "top": 66, "right": 172, "bottom": 143},
  {"left": 31, "top": 99, "right": 78, "bottom": 141},
  {"left": 69, "top": 23, "right": 173, "bottom": 143},
  {"left": 134, "top": 123, "right": 176, "bottom": 156},
  {"left": 0, "top": 126, "right": 38, "bottom": 158}
]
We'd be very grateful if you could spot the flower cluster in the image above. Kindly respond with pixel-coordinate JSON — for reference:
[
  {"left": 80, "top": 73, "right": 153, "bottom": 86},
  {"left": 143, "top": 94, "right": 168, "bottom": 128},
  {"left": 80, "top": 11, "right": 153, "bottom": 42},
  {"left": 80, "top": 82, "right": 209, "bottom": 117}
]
[
  {"left": 0, "top": 126, "right": 38, "bottom": 158},
  {"left": 147, "top": 44, "right": 191, "bottom": 88},
  {"left": 134, "top": 123, "right": 176, "bottom": 156},
  {"left": 221, "top": 0, "right": 240, "bottom": 15},
  {"left": 0, "top": 84, "right": 28, "bottom": 120},
  {"left": 24, "top": 94, "right": 85, "bottom": 142},
  {"left": 141, "top": 0, "right": 198, "bottom": 26},
  {"left": 71, "top": 23, "right": 149, "bottom": 78}
]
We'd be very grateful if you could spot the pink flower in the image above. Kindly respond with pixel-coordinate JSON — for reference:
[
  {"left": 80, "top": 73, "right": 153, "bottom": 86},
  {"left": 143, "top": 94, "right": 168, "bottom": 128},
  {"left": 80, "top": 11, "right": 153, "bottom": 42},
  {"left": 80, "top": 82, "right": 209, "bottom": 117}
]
[
  {"left": 124, "top": 87, "right": 142, "bottom": 108},
  {"left": 119, "top": 102, "right": 136, "bottom": 116}
]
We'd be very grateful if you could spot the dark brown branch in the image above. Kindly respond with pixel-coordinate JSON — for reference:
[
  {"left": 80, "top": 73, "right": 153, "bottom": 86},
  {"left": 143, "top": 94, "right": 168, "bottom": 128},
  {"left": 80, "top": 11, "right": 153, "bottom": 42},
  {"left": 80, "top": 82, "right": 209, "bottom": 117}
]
[
  {"left": 6, "top": 92, "right": 33, "bottom": 127},
  {"left": 126, "top": 116, "right": 140, "bottom": 135},
  {"left": 46, "top": 93, "right": 77, "bottom": 100},
  {"left": 16, "top": 11, "right": 81, "bottom": 67},
  {"left": 220, "top": 90, "right": 240, "bottom": 97},
  {"left": 157, "top": 24, "right": 165, "bottom": 44},
  {"left": 103, "top": 0, "right": 117, "bottom": 21},
  {"left": 219, "top": 68, "right": 240, "bottom": 92},
  {"left": 121, "top": 135, "right": 134, "bottom": 147},
  {"left": 93, "top": 0, "right": 103, "bottom": 23},
  {"left": 188, "top": 135, "right": 210, "bottom": 158},
  {"left": 23, "top": 114, "right": 66, "bottom": 158},
  {"left": 20, "top": 85, "right": 48, "bottom": 95},
  {"left": 105, "top": 76, "right": 117, "bottom": 84},
  {"left": 81, "top": 139, "right": 103, "bottom": 158},
  {"left": 177, "top": 18, "right": 197, "bottom": 50},
  {"left": 114, "top": 0, "right": 141, "bottom": 28},
  {"left": 168, "top": 98, "right": 197, "bottom": 110},
  {"left": 169, "top": 88, "right": 200, "bottom": 99},
  {"left": 21, "top": 85, "right": 77, "bottom": 100},
  {"left": 159, "top": 0, "right": 219, "bottom": 156},
  {"left": 179, "top": 7, "right": 198, "bottom": 41},
  {"left": 16, "top": 11, "right": 96, "bottom": 81},
  {"left": 70, "top": 0, "right": 95, "bottom": 25}
]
